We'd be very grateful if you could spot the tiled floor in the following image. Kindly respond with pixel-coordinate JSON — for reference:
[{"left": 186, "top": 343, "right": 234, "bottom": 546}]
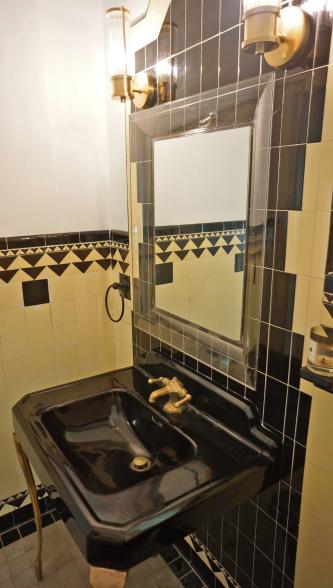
[{"left": 0, "top": 520, "right": 184, "bottom": 588}]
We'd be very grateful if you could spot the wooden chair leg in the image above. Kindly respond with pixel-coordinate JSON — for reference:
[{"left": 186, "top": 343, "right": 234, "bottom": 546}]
[
  {"left": 13, "top": 432, "right": 43, "bottom": 582},
  {"left": 89, "top": 566, "right": 128, "bottom": 588}
]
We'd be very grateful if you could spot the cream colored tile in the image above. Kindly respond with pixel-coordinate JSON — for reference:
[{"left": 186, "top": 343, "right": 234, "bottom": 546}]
[
  {"left": 0, "top": 283, "right": 23, "bottom": 310},
  {"left": 48, "top": 275, "right": 74, "bottom": 302},
  {"left": 0, "top": 561, "right": 10, "bottom": 583},
  {"left": 3, "top": 357, "right": 28, "bottom": 385},
  {"left": 306, "top": 388, "right": 333, "bottom": 475},
  {"left": 25, "top": 305, "right": 51, "bottom": 332},
  {"left": 0, "top": 579, "right": 15, "bottom": 588},
  {"left": 310, "top": 212, "right": 331, "bottom": 278},
  {"left": 50, "top": 301, "right": 75, "bottom": 326},
  {"left": 1, "top": 334, "right": 28, "bottom": 361},
  {"left": 296, "top": 463, "right": 333, "bottom": 588},
  {"left": 7, "top": 553, "right": 31, "bottom": 577},
  {"left": 12, "top": 567, "right": 37, "bottom": 588},
  {"left": 54, "top": 346, "right": 79, "bottom": 384},
  {"left": 292, "top": 275, "right": 310, "bottom": 335},
  {"left": 317, "top": 141, "right": 333, "bottom": 211},
  {"left": 0, "top": 309, "right": 26, "bottom": 337},
  {"left": 52, "top": 323, "right": 76, "bottom": 349},
  {"left": 27, "top": 328, "right": 53, "bottom": 353},
  {"left": 57, "top": 561, "right": 88, "bottom": 588}
]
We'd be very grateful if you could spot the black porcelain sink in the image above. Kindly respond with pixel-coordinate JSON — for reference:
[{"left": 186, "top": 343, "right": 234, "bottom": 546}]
[
  {"left": 13, "top": 352, "right": 278, "bottom": 570},
  {"left": 41, "top": 390, "right": 196, "bottom": 494}
]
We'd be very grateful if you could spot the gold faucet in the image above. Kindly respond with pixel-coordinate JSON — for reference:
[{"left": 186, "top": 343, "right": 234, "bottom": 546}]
[{"left": 148, "top": 377, "right": 192, "bottom": 414}]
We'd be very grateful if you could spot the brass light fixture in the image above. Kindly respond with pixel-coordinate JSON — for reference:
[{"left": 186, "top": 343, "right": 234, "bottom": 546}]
[
  {"left": 242, "top": 1, "right": 312, "bottom": 68},
  {"left": 106, "top": 7, "right": 156, "bottom": 109}
]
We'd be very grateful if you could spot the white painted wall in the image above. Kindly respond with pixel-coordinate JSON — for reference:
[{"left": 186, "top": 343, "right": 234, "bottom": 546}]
[
  {"left": 154, "top": 126, "right": 251, "bottom": 225},
  {"left": 0, "top": 0, "right": 131, "bottom": 236}
]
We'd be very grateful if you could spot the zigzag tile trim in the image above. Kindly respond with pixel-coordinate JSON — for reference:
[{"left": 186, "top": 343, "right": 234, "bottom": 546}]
[
  {"left": 0, "top": 240, "right": 130, "bottom": 283},
  {"left": 185, "top": 534, "right": 240, "bottom": 588},
  {"left": 155, "top": 228, "right": 246, "bottom": 263},
  {"left": 0, "top": 485, "right": 50, "bottom": 515}
]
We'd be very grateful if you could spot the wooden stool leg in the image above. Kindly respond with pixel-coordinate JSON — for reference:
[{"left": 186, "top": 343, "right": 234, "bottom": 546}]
[
  {"left": 89, "top": 567, "right": 128, "bottom": 588},
  {"left": 13, "top": 432, "right": 43, "bottom": 582}
]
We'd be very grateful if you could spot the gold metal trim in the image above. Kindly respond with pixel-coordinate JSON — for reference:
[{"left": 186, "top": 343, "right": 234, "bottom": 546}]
[
  {"left": 148, "top": 377, "right": 192, "bottom": 413},
  {"left": 106, "top": 7, "right": 130, "bottom": 15},
  {"left": 264, "top": 6, "right": 312, "bottom": 68},
  {"left": 132, "top": 72, "right": 157, "bottom": 109},
  {"left": 89, "top": 566, "right": 128, "bottom": 588},
  {"left": 13, "top": 433, "right": 43, "bottom": 582}
]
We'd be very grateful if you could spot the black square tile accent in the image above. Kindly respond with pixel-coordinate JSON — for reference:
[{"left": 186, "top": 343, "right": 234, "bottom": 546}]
[
  {"left": 296, "top": 392, "right": 312, "bottom": 446},
  {"left": 180, "top": 571, "right": 204, "bottom": 588},
  {"left": 277, "top": 146, "right": 306, "bottom": 211},
  {"left": 255, "top": 510, "right": 276, "bottom": 560},
  {"left": 0, "top": 237, "right": 7, "bottom": 250},
  {"left": 155, "top": 262, "right": 173, "bottom": 285},
  {"left": 169, "top": 556, "right": 191, "bottom": 578},
  {"left": 273, "top": 212, "right": 288, "bottom": 271},
  {"left": 289, "top": 333, "right": 304, "bottom": 389},
  {"left": 1, "top": 528, "right": 20, "bottom": 546},
  {"left": 22, "top": 279, "right": 50, "bottom": 307},
  {"left": 267, "top": 326, "right": 291, "bottom": 383},
  {"left": 45, "top": 232, "right": 79, "bottom": 246}
]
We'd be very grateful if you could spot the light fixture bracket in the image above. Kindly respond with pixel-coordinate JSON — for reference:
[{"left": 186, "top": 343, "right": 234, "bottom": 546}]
[{"left": 264, "top": 6, "right": 312, "bottom": 68}]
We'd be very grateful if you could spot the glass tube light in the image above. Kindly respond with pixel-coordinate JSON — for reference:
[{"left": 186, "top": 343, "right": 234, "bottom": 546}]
[
  {"left": 106, "top": 7, "right": 134, "bottom": 100},
  {"left": 242, "top": 0, "right": 281, "bottom": 54}
]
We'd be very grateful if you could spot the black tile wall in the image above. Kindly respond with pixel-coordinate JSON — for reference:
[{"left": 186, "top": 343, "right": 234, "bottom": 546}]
[{"left": 133, "top": 1, "right": 331, "bottom": 585}]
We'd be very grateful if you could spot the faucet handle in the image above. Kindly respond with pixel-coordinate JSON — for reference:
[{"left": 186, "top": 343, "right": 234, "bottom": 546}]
[
  {"left": 148, "top": 377, "right": 168, "bottom": 384},
  {"left": 174, "top": 393, "right": 192, "bottom": 409}
]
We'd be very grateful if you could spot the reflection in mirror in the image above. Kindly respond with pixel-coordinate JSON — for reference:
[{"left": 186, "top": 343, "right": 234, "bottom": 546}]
[{"left": 154, "top": 126, "right": 251, "bottom": 342}]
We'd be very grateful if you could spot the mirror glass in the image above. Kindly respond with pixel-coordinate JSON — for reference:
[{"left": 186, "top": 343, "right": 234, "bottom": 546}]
[{"left": 154, "top": 126, "right": 251, "bottom": 342}]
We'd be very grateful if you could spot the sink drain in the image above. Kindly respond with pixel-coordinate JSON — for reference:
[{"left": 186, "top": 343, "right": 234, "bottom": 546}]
[{"left": 130, "top": 455, "right": 152, "bottom": 472}]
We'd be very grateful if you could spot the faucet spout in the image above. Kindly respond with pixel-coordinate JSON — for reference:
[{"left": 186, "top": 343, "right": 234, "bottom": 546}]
[{"left": 148, "top": 377, "right": 192, "bottom": 414}]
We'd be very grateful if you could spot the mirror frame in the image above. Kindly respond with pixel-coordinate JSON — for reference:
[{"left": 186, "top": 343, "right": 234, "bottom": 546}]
[{"left": 130, "top": 73, "right": 274, "bottom": 389}]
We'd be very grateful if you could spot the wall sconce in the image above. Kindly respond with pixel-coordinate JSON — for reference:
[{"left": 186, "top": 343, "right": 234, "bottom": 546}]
[
  {"left": 156, "top": 23, "right": 177, "bottom": 104},
  {"left": 106, "top": 7, "right": 156, "bottom": 109},
  {"left": 242, "top": 1, "right": 312, "bottom": 68}
]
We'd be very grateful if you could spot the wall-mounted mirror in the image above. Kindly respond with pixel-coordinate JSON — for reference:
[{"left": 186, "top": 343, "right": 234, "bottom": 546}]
[
  {"left": 154, "top": 126, "right": 251, "bottom": 343},
  {"left": 130, "top": 74, "right": 274, "bottom": 388}
]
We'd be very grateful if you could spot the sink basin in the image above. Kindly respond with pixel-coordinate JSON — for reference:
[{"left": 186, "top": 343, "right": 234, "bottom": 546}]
[
  {"left": 13, "top": 352, "right": 278, "bottom": 570},
  {"left": 41, "top": 390, "right": 196, "bottom": 494}
]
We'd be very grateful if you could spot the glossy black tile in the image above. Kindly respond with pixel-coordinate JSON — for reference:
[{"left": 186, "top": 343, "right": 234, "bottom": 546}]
[
  {"left": 186, "top": 0, "right": 202, "bottom": 48},
  {"left": 238, "top": 501, "right": 256, "bottom": 540},
  {"left": 253, "top": 548, "right": 273, "bottom": 588},
  {"left": 308, "top": 66, "right": 328, "bottom": 143},
  {"left": 19, "top": 520, "right": 36, "bottom": 538},
  {"left": 281, "top": 71, "right": 311, "bottom": 146},
  {"left": 8, "top": 234, "right": 46, "bottom": 249},
  {"left": 296, "top": 392, "right": 312, "bottom": 446},
  {"left": 284, "top": 533, "right": 297, "bottom": 580},
  {"left": 45, "top": 232, "right": 80, "bottom": 246},
  {"left": 264, "top": 213, "right": 275, "bottom": 269},
  {"left": 202, "top": 0, "right": 220, "bottom": 40},
  {"left": 0, "top": 513, "right": 14, "bottom": 534},
  {"left": 79, "top": 230, "right": 109, "bottom": 243},
  {"left": 255, "top": 509, "right": 276, "bottom": 561},
  {"left": 289, "top": 333, "right": 304, "bottom": 389},
  {"left": 239, "top": 27, "right": 260, "bottom": 83},
  {"left": 220, "top": 0, "right": 240, "bottom": 32},
  {"left": 273, "top": 212, "right": 288, "bottom": 271},
  {"left": 169, "top": 556, "right": 191, "bottom": 578},
  {"left": 271, "top": 79, "right": 284, "bottom": 148},
  {"left": 146, "top": 40, "right": 157, "bottom": 68},
  {"left": 314, "top": 11, "right": 332, "bottom": 67},
  {"left": 135, "top": 48, "right": 145, "bottom": 73},
  {"left": 185, "top": 45, "right": 201, "bottom": 97},
  {"left": 171, "top": 0, "right": 185, "bottom": 54},
  {"left": 277, "top": 145, "right": 306, "bottom": 211},
  {"left": 1, "top": 528, "right": 20, "bottom": 546},
  {"left": 110, "top": 230, "right": 129, "bottom": 243},
  {"left": 174, "top": 52, "right": 186, "bottom": 100},
  {"left": 264, "top": 377, "right": 288, "bottom": 434},
  {"left": 270, "top": 271, "right": 296, "bottom": 331},
  {"left": 219, "top": 27, "right": 239, "bottom": 87},
  {"left": 155, "top": 262, "right": 173, "bottom": 285},
  {"left": 201, "top": 37, "right": 219, "bottom": 92},
  {"left": 267, "top": 326, "right": 292, "bottom": 383},
  {"left": 180, "top": 571, "right": 204, "bottom": 588},
  {"left": 22, "top": 279, "right": 49, "bottom": 307},
  {"left": 237, "top": 532, "right": 254, "bottom": 579},
  {"left": 235, "top": 567, "right": 252, "bottom": 588},
  {"left": 221, "top": 519, "right": 237, "bottom": 561},
  {"left": 291, "top": 443, "right": 306, "bottom": 493},
  {"left": 221, "top": 550, "right": 236, "bottom": 578},
  {"left": 0, "top": 237, "right": 7, "bottom": 250},
  {"left": 284, "top": 386, "right": 299, "bottom": 441}
]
